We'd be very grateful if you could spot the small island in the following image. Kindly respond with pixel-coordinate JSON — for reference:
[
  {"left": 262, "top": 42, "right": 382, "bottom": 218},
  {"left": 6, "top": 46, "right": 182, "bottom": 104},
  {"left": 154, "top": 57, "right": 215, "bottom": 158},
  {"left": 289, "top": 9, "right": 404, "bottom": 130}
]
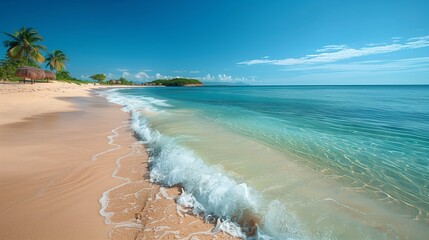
[{"left": 144, "top": 78, "right": 203, "bottom": 87}]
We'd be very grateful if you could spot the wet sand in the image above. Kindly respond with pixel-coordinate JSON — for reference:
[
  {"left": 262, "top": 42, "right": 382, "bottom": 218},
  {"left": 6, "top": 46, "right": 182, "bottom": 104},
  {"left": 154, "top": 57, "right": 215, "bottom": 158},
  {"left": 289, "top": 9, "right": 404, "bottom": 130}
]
[
  {"left": 100, "top": 124, "right": 238, "bottom": 240},
  {"left": 0, "top": 82, "right": 238, "bottom": 239}
]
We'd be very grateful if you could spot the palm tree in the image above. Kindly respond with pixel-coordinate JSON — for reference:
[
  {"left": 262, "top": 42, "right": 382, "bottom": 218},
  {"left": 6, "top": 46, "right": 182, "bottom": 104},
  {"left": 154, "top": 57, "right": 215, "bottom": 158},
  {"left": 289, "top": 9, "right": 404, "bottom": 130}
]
[
  {"left": 45, "top": 50, "right": 67, "bottom": 72},
  {"left": 3, "top": 27, "right": 46, "bottom": 63}
]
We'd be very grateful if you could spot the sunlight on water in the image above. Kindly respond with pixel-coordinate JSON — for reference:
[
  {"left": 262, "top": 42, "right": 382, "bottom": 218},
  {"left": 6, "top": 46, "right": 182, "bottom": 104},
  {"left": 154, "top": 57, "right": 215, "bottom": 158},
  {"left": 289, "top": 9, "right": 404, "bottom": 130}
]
[{"left": 106, "top": 85, "right": 429, "bottom": 239}]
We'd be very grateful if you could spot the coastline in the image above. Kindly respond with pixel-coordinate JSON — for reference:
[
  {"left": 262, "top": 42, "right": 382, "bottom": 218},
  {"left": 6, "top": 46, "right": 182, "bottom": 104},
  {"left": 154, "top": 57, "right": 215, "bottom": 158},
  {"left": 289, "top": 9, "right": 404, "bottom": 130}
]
[
  {"left": 0, "top": 82, "right": 238, "bottom": 239},
  {"left": 105, "top": 86, "right": 429, "bottom": 239}
]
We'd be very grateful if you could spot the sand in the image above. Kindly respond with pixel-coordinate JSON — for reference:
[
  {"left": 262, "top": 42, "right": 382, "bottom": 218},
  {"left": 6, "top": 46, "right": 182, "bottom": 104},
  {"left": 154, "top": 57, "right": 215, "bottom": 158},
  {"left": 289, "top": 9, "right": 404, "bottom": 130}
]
[{"left": 0, "top": 81, "right": 238, "bottom": 240}]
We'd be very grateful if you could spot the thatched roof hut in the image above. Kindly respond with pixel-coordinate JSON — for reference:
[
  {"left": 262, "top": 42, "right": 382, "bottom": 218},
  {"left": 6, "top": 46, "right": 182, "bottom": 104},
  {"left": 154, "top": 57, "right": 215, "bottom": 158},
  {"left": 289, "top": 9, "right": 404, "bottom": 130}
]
[
  {"left": 15, "top": 67, "right": 45, "bottom": 84},
  {"left": 44, "top": 71, "right": 56, "bottom": 80}
]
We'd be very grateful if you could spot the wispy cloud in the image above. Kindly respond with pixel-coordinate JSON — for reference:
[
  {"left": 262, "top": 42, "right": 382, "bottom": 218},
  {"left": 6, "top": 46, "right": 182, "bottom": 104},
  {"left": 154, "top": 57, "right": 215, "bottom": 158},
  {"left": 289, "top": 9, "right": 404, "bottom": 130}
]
[
  {"left": 283, "top": 57, "right": 429, "bottom": 73},
  {"left": 122, "top": 72, "right": 130, "bottom": 78},
  {"left": 196, "top": 73, "right": 255, "bottom": 83},
  {"left": 218, "top": 74, "right": 232, "bottom": 81},
  {"left": 190, "top": 70, "right": 200, "bottom": 74},
  {"left": 155, "top": 73, "right": 182, "bottom": 79},
  {"left": 238, "top": 35, "right": 429, "bottom": 66},
  {"left": 134, "top": 71, "right": 149, "bottom": 79},
  {"left": 136, "top": 72, "right": 256, "bottom": 83},
  {"left": 200, "top": 74, "right": 215, "bottom": 81},
  {"left": 316, "top": 45, "right": 347, "bottom": 53},
  {"left": 155, "top": 73, "right": 163, "bottom": 79},
  {"left": 106, "top": 73, "right": 114, "bottom": 79},
  {"left": 116, "top": 68, "right": 129, "bottom": 72}
]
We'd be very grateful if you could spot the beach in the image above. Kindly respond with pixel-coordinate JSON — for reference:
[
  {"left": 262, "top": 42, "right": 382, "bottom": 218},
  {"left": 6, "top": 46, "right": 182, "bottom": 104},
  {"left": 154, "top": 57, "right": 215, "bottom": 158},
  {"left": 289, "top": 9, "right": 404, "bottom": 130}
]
[
  {"left": 2, "top": 1, "right": 427, "bottom": 238},
  {"left": 0, "top": 82, "right": 238, "bottom": 240},
  {"left": 0, "top": 83, "right": 428, "bottom": 240}
]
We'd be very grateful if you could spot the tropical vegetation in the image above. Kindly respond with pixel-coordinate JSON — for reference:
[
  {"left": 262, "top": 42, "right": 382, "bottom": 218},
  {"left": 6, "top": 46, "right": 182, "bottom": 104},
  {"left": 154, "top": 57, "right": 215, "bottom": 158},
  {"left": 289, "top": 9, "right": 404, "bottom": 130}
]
[
  {"left": 0, "top": 56, "right": 38, "bottom": 80},
  {"left": 147, "top": 78, "right": 203, "bottom": 86},
  {"left": 1, "top": 26, "right": 134, "bottom": 85},
  {"left": 118, "top": 77, "right": 133, "bottom": 85},
  {"left": 107, "top": 77, "right": 133, "bottom": 85},
  {"left": 0, "top": 27, "right": 86, "bottom": 84},
  {"left": 90, "top": 74, "right": 106, "bottom": 83},
  {"left": 45, "top": 50, "right": 68, "bottom": 72},
  {"left": 3, "top": 27, "right": 46, "bottom": 63}
]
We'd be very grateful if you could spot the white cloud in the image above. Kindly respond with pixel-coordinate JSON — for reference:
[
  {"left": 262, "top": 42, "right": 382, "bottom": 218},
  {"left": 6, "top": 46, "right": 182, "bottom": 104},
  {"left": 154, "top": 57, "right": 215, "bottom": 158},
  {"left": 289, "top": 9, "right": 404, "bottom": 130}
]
[
  {"left": 155, "top": 73, "right": 179, "bottom": 79},
  {"left": 116, "top": 68, "right": 128, "bottom": 72},
  {"left": 134, "top": 71, "right": 149, "bottom": 79},
  {"left": 238, "top": 35, "right": 429, "bottom": 66},
  {"left": 122, "top": 72, "right": 130, "bottom": 78},
  {"left": 316, "top": 45, "right": 347, "bottom": 53},
  {"left": 150, "top": 72, "right": 254, "bottom": 84},
  {"left": 81, "top": 75, "right": 90, "bottom": 79},
  {"left": 155, "top": 73, "right": 168, "bottom": 79},
  {"left": 283, "top": 57, "right": 429, "bottom": 73},
  {"left": 218, "top": 74, "right": 232, "bottom": 81},
  {"left": 196, "top": 73, "right": 254, "bottom": 83},
  {"left": 201, "top": 74, "right": 215, "bottom": 81},
  {"left": 106, "top": 73, "right": 114, "bottom": 79},
  {"left": 196, "top": 74, "right": 215, "bottom": 81},
  {"left": 239, "top": 59, "right": 275, "bottom": 65},
  {"left": 190, "top": 70, "right": 200, "bottom": 73}
]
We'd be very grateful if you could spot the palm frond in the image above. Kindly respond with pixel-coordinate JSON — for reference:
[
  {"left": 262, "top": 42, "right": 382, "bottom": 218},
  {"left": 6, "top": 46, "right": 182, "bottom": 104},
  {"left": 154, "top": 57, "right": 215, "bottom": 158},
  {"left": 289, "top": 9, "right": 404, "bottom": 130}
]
[
  {"left": 2, "top": 32, "right": 19, "bottom": 41},
  {"left": 2, "top": 27, "right": 46, "bottom": 63},
  {"left": 33, "top": 44, "right": 47, "bottom": 51}
]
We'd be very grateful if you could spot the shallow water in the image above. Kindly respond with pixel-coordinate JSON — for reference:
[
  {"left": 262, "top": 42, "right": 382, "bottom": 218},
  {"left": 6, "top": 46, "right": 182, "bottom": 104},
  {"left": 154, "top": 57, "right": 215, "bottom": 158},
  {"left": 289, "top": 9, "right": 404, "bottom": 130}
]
[{"left": 106, "top": 85, "right": 429, "bottom": 239}]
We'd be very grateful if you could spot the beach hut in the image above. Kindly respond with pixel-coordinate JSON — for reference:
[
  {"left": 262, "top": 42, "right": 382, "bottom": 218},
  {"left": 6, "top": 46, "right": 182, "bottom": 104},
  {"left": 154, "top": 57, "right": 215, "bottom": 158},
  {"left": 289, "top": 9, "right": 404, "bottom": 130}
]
[
  {"left": 15, "top": 66, "right": 46, "bottom": 84},
  {"left": 44, "top": 71, "right": 56, "bottom": 82}
]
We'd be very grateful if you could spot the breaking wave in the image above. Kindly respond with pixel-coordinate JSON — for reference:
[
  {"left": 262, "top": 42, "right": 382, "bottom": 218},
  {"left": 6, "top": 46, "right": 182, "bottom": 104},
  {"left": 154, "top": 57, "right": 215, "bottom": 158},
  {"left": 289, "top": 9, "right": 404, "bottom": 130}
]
[{"left": 103, "top": 89, "right": 303, "bottom": 239}]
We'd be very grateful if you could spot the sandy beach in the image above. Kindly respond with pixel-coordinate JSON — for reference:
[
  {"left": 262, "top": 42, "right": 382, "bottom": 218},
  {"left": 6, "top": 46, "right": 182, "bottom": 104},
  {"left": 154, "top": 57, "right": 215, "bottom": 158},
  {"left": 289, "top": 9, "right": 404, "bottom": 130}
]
[{"left": 0, "top": 82, "right": 237, "bottom": 240}]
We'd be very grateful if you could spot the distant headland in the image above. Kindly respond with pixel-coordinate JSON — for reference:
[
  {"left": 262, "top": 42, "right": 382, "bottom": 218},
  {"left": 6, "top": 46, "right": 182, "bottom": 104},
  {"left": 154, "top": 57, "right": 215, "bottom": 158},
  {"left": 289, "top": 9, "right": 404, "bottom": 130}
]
[{"left": 143, "top": 78, "right": 203, "bottom": 87}]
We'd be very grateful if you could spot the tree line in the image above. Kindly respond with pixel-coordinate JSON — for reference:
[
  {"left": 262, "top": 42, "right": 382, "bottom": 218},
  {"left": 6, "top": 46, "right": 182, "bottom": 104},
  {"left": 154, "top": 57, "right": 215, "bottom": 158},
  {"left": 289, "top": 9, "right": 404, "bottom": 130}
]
[{"left": 1, "top": 26, "right": 133, "bottom": 85}]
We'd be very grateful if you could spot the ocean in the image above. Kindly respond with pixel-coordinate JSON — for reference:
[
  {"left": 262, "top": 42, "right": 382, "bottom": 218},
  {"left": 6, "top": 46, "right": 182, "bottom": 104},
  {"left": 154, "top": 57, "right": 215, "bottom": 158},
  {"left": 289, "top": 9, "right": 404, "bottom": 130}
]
[{"left": 105, "top": 85, "right": 429, "bottom": 239}]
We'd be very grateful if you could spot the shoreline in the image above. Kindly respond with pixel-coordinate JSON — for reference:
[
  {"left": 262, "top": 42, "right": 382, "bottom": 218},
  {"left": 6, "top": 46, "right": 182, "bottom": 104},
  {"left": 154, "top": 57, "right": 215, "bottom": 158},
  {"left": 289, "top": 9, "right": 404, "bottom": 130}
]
[
  {"left": 97, "top": 122, "right": 239, "bottom": 239},
  {"left": 105, "top": 86, "right": 429, "bottom": 239},
  {"left": 0, "top": 82, "right": 238, "bottom": 239}
]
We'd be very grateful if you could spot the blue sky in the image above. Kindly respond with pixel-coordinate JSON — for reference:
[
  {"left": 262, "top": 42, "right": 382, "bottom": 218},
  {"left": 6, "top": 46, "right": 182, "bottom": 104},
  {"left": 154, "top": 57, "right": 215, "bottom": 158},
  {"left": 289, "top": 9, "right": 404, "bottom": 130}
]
[{"left": 1, "top": 0, "right": 429, "bottom": 84}]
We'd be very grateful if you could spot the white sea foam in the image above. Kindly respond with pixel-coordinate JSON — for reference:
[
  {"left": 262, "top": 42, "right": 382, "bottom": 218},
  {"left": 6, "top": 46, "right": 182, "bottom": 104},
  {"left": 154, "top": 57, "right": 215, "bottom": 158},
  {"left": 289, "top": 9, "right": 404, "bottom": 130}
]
[
  {"left": 103, "top": 89, "right": 303, "bottom": 239},
  {"left": 97, "top": 131, "right": 146, "bottom": 228}
]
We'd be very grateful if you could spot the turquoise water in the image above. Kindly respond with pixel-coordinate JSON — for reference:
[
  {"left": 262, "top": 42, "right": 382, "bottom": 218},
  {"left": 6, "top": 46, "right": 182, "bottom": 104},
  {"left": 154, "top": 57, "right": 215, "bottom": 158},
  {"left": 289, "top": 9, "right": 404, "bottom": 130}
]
[{"left": 106, "top": 85, "right": 429, "bottom": 239}]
